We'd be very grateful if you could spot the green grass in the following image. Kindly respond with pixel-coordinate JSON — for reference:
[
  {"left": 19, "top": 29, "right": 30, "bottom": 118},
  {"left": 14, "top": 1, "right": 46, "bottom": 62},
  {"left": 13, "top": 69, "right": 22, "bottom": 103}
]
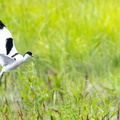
[{"left": 0, "top": 0, "right": 120, "bottom": 119}]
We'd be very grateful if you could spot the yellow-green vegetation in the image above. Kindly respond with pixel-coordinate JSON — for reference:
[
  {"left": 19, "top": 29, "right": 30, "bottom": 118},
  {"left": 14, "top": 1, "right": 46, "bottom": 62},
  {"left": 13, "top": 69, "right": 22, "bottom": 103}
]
[{"left": 0, "top": 0, "right": 120, "bottom": 119}]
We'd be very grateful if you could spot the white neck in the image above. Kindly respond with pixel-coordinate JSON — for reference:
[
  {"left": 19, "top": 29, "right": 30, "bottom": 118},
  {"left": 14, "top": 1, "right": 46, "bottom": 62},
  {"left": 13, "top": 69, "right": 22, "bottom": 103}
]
[{"left": 23, "top": 54, "right": 31, "bottom": 62}]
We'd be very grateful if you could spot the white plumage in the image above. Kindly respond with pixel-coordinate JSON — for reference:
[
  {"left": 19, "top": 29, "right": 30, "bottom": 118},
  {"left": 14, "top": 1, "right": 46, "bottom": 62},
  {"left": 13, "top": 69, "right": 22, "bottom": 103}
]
[
  {"left": 0, "top": 25, "right": 17, "bottom": 56},
  {"left": 0, "top": 20, "right": 35, "bottom": 81}
]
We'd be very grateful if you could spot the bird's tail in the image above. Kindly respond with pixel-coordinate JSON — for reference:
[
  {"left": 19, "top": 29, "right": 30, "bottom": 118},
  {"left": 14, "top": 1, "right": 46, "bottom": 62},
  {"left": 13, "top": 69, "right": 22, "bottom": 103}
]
[{"left": 0, "top": 71, "right": 4, "bottom": 82}]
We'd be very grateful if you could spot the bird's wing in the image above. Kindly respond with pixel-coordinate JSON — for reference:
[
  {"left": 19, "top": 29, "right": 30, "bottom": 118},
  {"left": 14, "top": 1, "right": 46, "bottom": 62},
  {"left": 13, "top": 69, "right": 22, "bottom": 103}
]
[
  {"left": 0, "top": 20, "right": 18, "bottom": 57},
  {"left": 0, "top": 54, "right": 15, "bottom": 66}
]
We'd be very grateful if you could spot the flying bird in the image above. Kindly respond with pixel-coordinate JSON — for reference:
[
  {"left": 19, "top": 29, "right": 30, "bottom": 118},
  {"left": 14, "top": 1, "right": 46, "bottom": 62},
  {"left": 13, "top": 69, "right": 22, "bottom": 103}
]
[{"left": 0, "top": 20, "right": 35, "bottom": 81}]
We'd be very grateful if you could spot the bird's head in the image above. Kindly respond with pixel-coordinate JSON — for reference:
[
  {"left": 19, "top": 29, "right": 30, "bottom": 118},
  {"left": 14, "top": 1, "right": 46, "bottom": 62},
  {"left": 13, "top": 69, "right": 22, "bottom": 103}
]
[{"left": 24, "top": 51, "right": 35, "bottom": 59}]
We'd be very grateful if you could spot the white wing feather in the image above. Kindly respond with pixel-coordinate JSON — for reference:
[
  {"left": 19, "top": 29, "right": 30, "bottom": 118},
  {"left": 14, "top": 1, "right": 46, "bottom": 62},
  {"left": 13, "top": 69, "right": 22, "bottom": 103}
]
[
  {"left": 0, "top": 54, "right": 15, "bottom": 66},
  {"left": 0, "top": 26, "right": 18, "bottom": 57}
]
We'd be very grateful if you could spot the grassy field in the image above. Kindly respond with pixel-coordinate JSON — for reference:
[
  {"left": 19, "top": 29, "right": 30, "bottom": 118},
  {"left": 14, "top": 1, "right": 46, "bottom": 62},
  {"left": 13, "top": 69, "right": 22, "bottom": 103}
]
[{"left": 1, "top": 0, "right": 120, "bottom": 119}]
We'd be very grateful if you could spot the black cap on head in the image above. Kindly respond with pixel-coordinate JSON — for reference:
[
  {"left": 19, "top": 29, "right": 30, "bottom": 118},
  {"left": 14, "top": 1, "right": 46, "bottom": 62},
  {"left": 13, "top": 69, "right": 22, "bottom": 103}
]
[
  {"left": 24, "top": 51, "right": 32, "bottom": 56},
  {"left": 26, "top": 51, "right": 32, "bottom": 55},
  {"left": 0, "top": 20, "right": 5, "bottom": 29}
]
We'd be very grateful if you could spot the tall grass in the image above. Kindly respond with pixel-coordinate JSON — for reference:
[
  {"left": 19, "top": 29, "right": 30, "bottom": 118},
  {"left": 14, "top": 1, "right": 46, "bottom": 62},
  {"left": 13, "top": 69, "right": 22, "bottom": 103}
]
[{"left": 0, "top": 0, "right": 120, "bottom": 119}]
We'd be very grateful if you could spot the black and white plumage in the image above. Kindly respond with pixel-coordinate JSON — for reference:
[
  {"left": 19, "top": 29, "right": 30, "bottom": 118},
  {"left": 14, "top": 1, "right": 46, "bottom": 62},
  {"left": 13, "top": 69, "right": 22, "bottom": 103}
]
[{"left": 0, "top": 20, "right": 34, "bottom": 81}]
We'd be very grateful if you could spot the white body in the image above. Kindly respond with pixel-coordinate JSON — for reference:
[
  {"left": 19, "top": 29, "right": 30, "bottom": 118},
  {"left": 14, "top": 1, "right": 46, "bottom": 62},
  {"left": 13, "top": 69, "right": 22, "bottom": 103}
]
[
  {"left": 2, "top": 57, "right": 26, "bottom": 72},
  {"left": 2, "top": 54, "right": 31, "bottom": 73},
  {"left": 0, "top": 53, "right": 31, "bottom": 79}
]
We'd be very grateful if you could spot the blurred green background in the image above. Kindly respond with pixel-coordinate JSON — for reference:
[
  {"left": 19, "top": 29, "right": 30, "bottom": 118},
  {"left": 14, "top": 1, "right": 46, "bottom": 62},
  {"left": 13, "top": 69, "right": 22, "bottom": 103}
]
[{"left": 0, "top": 0, "right": 120, "bottom": 119}]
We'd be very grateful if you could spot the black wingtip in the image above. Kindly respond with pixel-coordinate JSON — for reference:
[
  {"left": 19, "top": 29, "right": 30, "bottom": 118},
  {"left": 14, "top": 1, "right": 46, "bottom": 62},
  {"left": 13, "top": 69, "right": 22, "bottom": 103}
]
[{"left": 0, "top": 20, "right": 5, "bottom": 29}]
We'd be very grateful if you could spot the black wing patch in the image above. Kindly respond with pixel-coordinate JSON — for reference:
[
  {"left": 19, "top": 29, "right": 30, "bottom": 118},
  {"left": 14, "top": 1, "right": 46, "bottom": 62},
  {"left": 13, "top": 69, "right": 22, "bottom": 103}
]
[
  {"left": 0, "top": 20, "right": 5, "bottom": 29},
  {"left": 6, "top": 38, "right": 13, "bottom": 55},
  {"left": 11, "top": 53, "right": 19, "bottom": 58}
]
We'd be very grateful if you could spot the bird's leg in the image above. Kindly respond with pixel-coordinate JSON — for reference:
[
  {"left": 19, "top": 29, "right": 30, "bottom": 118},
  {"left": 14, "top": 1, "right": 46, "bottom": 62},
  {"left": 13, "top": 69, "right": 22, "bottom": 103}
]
[{"left": 0, "top": 71, "right": 4, "bottom": 83}]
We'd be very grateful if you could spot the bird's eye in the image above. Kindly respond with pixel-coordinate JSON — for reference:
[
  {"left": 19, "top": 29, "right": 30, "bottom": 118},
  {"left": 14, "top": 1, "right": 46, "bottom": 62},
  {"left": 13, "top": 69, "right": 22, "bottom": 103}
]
[{"left": 14, "top": 58, "right": 16, "bottom": 60}]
